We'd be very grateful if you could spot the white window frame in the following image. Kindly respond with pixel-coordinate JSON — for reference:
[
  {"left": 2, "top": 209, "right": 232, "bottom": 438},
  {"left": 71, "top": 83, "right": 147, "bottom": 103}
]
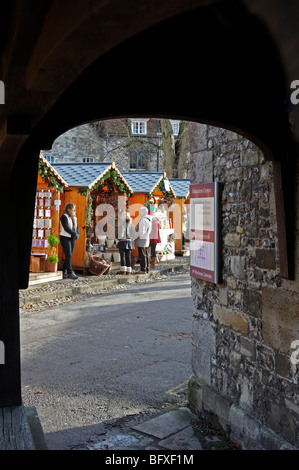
[
  {"left": 131, "top": 119, "right": 148, "bottom": 135},
  {"left": 82, "top": 157, "right": 94, "bottom": 163},
  {"left": 171, "top": 120, "right": 180, "bottom": 136}
]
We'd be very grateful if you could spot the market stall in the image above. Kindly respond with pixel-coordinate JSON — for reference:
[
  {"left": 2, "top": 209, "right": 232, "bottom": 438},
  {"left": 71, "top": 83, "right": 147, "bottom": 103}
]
[
  {"left": 53, "top": 161, "right": 133, "bottom": 273},
  {"left": 168, "top": 178, "right": 190, "bottom": 254},
  {"left": 30, "top": 155, "right": 69, "bottom": 274},
  {"left": 122, "top": 172, "right": 177, "bottom": 261}
]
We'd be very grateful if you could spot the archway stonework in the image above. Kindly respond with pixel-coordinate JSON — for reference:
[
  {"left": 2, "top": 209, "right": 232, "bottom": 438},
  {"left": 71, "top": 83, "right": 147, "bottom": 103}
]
[{"left": 0, "top": 0, "right": 298, "bottom": 449}]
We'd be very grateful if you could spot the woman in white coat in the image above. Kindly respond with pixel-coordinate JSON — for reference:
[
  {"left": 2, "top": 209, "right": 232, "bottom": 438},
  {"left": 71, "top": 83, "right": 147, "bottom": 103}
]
[
  {"left": 116, "top": 212, "right": 137, "bottom": 275},
  {"left": 60, "top": 203, "right": 79, "bottom": 279}
]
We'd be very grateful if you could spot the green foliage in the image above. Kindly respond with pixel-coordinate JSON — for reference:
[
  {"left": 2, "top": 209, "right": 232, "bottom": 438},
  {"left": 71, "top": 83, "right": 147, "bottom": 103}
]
[
  {"left": 48, "top": 254, "right": 59, "bottom": 264},
  {"left": 47, "top": 234, "right": 60, "bottom": 246},
  {"left": 91, "top": 169, "right": 131, "bottom": 196},
  {"left": 149, "top": 178, "right": 173, "bottom": 199},
  {"left": 38, "top": 160, "right": 64, "bottom": 193}
]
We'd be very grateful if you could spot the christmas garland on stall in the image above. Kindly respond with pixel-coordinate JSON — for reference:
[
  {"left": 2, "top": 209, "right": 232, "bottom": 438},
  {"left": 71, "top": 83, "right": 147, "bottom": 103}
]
[
  {"left": 149, "top": 177, "right": 174, "bottom": 202},
  {"left": 78, "top": 169, "right": 132, "bottom": 234},
  {"left": 78, "top": 169, "right": 131, "bottom": 197},
  {"left": 38, "top": 159, "right": 65, "bottom": 193}
]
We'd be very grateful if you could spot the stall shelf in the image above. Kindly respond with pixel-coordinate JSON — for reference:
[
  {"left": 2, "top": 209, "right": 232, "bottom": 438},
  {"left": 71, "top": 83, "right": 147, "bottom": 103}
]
[{"left": 31, "top": 155, "right": 69, "bottom": 273}]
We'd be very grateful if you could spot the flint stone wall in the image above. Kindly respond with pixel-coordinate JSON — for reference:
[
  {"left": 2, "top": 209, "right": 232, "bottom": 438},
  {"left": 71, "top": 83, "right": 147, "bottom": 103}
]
[{"left": 188, "top": 123, "right": 299, "bottom": 450}]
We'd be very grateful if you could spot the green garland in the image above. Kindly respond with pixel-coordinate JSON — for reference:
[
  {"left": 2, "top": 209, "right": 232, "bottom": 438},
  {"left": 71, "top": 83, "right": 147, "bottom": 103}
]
[
  {"left": 38, "top": 159, "right": 64, "bottom": 193},
  {"left": 93, "top": 169, "right": 131, "bottom": 196},
  {"left": 78, "top": 169, "right": 131, "bottom": 234},
  {"left": 78, "top": 169, "right": 131, "bottom": 197},
  {"left": 149, "top": 178, "right": 173, "bottom": 199}
]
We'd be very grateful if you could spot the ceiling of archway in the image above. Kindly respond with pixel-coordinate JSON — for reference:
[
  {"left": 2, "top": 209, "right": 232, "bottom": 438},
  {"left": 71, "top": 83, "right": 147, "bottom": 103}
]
[{"left": 0, "top": 0, "right": 298, "bottom": 169}]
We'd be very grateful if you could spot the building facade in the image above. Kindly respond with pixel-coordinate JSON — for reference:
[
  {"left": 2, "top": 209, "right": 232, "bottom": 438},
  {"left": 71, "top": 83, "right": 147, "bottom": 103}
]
[{"left": 43, "top": 118, "right": 183, "bottom": 174}]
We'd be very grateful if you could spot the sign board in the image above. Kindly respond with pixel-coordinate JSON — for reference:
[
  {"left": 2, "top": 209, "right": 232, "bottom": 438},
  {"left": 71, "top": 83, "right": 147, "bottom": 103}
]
[{"left": 190, "top": 182, "right": 221, "bottom": 283}]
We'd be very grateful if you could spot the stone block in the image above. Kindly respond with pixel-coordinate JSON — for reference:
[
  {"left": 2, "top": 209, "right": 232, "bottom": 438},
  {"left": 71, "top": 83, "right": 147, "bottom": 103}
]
[
  {"left": 213, "top": 305, "right": 249, "bottom": 334},
  {"left": 239, "top": 377, "right": 254, "bottom": 412},
  {"left": 262, "top": 287, "right": 299, "bottom": 353},
  {"left": 192, "top": 316, "right": 216, "bottom": 353},
  {"left": 219, "top": 287, "right": 228, "bottom": 306},
  {"left": 191, "top": 347, "right": 212, "bottom": 386},
  {"left": 230, "top": 256, "right": 246, "bottom": 279},
  {"left": 256, "top": 249, "right": 276, "bottom": 269},
  {"left": 269, "top": 403, "right": 296, "bottom": 445},
  {"left": 224, "top": 233, "right": 240, "bottom": 247},
  {"left": 275, "top": 352, "right": 291, "bottom": 377},
  {"left": 188, "top": 375, "right": 203, "bottom": 413},
  {"left": 240, "top": 180, "right": 252, "bottom": 200},
  {"left": 240, "top": 149, "right": 259, "bottom": 167},
  {"left": 202, "top": 384, "right": 231, "bottom": 424},
  {"left": 229, "top": 404, "right": 261, "bottom": 442},
  {"left": 243, "top": 289, "right": 262, "bottom": 318},
  {"left": 260, "top": 426, "right": 284, "bottom": 450},
  {"left": 240, "top": 337, "right": 256, "bottom": 361}
]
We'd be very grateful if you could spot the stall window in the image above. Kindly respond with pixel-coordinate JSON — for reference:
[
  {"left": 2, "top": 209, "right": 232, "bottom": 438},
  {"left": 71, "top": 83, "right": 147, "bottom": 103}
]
[{"left": 83, "top": 157, "right": 94, "bottom": 162}]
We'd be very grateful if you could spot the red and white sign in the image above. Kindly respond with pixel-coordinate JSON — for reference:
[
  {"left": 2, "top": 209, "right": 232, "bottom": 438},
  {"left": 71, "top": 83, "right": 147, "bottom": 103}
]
[{"left": 190, "top": 183, "right": 220, "bottom": 283}]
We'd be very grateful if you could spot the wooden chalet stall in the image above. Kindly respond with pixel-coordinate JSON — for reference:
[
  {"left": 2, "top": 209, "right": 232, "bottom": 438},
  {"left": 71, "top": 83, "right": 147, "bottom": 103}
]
[
  {"left": 53, "top": 162, "right": 133, "bottom": 273},
  {"left": 122, "top": 172, "right": 177, "bottom": 261},
  {"left": 30, "top": 155, "right": 68, "bottom": 277},
  {"left": 168, "top": 178, "right": 190, "bottom": 254}
]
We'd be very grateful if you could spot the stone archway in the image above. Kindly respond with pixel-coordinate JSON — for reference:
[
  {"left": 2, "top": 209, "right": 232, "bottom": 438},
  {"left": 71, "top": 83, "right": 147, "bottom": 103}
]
[{"left": 0, "top": 1, "right": 298, "bottom": 434}]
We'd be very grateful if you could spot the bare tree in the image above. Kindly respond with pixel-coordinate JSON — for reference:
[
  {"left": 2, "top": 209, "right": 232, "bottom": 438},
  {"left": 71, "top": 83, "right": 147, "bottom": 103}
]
[
  {"left": 176, "top": 121, "right": 190, "bottom": 178},
  {"left": 90, "top": 118, "right": 190, "bottom": 178},
  {"left": 160, "top": 119, "right": 176, "bottom": 177}
]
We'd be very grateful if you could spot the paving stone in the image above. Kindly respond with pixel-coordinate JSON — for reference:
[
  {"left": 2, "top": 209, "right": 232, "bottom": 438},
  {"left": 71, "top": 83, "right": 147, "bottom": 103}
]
[
  {"left": 158, "top": 425, "right": 203, "bottom": 450},
  {"left": 132, "top": 407, "right": 196, "bottom": 439}
]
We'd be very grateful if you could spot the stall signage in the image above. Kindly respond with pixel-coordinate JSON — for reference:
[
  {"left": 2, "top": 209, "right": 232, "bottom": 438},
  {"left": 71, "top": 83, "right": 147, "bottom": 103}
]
[{"left": 190, "top": 182, "right": 221, "bottom": 283}]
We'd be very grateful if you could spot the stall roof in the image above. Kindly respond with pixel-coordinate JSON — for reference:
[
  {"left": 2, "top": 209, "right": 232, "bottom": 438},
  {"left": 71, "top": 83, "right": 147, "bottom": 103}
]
[
  {"left": 168, "top": 178, "right": 190, "bottom": 198},
  {"left": 39, "top": 154, "right": 69, "bottom": 187},
  {"left": 122, "top": 172, "right": 176, "bottom": 197},
  {"left": 52, "top": 161, "right": 133, "bottom": 193}
]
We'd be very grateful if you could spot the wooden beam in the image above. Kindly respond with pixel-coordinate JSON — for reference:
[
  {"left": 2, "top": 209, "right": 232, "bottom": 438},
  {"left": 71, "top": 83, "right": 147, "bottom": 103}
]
[
  {"left": 0, "top": 203, "right": 21, "bottom": 406},
  {"left": 273, "top": 160, "right": 295, "bottom": 280}
]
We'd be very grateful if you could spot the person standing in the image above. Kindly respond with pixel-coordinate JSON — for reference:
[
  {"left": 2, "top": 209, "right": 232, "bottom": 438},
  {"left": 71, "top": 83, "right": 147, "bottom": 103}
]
[
  {"left": 60, "top": 203, "right": 79, "bottom": 279},
  {"left": 116, "top": 212, "right": 136, "bottom": 275},
  {"left": 135, "top": 206, "right": 152, "bottom": 274},
  {"left": 149, "top": 216, "right": 161, "bottom": 268}
]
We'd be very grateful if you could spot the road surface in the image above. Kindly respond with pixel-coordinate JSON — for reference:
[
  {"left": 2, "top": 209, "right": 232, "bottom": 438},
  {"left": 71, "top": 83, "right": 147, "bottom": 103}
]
[{"left": 20, "top": 272, "right": 194, "bottom": 450}]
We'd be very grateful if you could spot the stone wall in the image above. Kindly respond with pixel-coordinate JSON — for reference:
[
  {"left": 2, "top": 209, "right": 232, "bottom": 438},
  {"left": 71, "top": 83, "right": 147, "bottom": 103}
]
[
  {"left": 43, "top": 124, "right": 106, "bottom": 163},
  {"left": 188, "top": 123, "right": 299, "bottom": 449}
]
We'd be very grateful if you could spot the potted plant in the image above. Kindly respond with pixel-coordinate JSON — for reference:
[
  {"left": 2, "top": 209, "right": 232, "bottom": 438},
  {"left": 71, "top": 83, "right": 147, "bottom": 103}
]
[
  {"left": 47, "top": 254, "right": 59, "bottom": 272},
  {"left": 47, "top": 235, "right": 60, "bottom": 272}
]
